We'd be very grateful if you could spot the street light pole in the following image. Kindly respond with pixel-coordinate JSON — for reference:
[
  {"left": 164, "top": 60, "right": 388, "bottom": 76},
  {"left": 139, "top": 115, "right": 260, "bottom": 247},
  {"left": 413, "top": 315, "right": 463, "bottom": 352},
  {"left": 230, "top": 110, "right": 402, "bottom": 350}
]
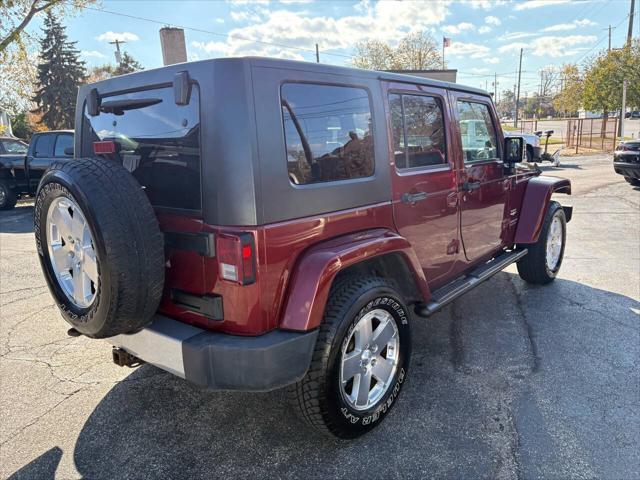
[{"left": 620, "top": 80, "right": 627, "bottom": 138}]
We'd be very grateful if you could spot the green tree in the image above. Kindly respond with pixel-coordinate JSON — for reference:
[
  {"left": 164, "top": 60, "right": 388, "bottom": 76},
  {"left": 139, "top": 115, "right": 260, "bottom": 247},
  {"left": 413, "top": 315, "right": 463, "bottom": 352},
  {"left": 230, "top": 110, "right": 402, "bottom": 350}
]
[
  {"left": 496, "top": 89, "right": 516, "bottom": 118},
  {"left": 352, "top": 31, "right": 442, "bottom": 71},
  {"left": 552, "top": 64, "right": 583, "bottom": 117},
  {"left": 115, "top": 51, "right": 143, "bottom": 75},
  {"left": 583, "top": 40, "right": 640, "bottom": 115},
  {"left": 10, "top": 112, "right": 34, "bottom": 140},
  {"left": 31, "top": 11, "right": 85, "bottom": 129}
]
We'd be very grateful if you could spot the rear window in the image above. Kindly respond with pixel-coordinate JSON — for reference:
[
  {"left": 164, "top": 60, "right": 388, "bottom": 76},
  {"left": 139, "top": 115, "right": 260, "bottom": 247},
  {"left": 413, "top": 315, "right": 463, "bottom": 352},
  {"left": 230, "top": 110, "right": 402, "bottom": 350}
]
[
  {"left": 2, "top": 139, "right": 27, "bottom": 154},
  {"left": 281, "top": 83, "right": 375, "bottom": 185},
  {"left": 54, "top": 134, "right": 73, "bottom": 157},
  {"left": 82, "top": 85, "right": 201, "bottom": 211}
]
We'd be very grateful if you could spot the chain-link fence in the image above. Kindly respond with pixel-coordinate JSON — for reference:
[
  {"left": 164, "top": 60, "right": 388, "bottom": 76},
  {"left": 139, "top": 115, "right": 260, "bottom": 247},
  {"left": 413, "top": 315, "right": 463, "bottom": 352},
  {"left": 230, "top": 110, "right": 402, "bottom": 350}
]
[
  {"left": 566, "top": 117, "right": 619, "bottom": 152},
  {"left": 509, "top": 117, "right": 619, "bottom": 152}
]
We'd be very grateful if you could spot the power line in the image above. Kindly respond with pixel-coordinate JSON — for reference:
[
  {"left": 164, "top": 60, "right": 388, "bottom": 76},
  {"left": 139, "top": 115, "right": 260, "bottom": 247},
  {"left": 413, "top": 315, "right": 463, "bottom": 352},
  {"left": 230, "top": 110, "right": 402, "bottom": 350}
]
[{"left": 575, "top": 14, "right": 628, "bottom": 64}]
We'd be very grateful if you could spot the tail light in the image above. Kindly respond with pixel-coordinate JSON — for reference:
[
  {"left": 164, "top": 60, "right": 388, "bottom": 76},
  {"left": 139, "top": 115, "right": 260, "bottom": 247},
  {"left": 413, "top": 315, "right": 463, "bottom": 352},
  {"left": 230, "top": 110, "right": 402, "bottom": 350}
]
[
  {"left": 216, "top": 233, "right": 256, "bottom": 285},
  {"left": 93, "top": 140, "right": 118, "bottom": 155}
]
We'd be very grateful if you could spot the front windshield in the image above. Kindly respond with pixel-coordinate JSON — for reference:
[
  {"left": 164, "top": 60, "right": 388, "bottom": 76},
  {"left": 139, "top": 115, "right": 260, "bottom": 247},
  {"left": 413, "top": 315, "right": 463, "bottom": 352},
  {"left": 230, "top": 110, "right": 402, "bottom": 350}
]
[{"left": 2, "top": 139, "right": 27, "bottom": 154}]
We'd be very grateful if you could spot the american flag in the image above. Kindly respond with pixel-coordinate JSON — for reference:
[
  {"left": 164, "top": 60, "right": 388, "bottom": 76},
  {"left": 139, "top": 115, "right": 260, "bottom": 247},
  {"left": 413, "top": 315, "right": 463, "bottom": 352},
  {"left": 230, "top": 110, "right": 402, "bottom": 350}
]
[{"left": 443, "top": 37, "right": 451, "bottom": 47}]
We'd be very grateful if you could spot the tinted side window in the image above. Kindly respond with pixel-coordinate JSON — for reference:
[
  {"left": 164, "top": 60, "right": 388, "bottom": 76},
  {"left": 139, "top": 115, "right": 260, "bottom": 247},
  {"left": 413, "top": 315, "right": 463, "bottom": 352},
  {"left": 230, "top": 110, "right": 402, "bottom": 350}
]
[
  {"left": 390, "top": 94, "right": 447, "bottom": 169},
  {"left": 281, "top": 83, "right": 374, "bottom": 185},
  {"left": 54, "top": 134, "right": 73, "bottom": 157},
  {"left": 457, "top": 101, "right": 498, "bottom": 163},
  {"left": 33, "top": 134, "right": 55, "bottom": 157}
]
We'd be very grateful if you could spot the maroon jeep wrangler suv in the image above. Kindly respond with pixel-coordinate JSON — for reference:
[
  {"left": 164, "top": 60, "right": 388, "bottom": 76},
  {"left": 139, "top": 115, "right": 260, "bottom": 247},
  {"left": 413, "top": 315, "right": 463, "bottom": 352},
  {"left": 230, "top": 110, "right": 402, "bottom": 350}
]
[{"left": 34, "top": 57, "right": 571, "bottom": 439}]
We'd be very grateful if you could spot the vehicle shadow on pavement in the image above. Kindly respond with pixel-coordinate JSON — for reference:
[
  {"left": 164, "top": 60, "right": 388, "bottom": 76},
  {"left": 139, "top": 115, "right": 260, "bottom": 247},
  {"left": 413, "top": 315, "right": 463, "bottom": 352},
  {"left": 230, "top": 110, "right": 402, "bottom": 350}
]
[
  {"left": 7, "top": 447, "right": 62, "bottom": 480},
  {"left": 67, "top": 273, "right": 640, "bottom": 479},
  {"left": 539, "top": 163, "right": 583, "bottom": 171},
  {"left": 0, "top": 205, "right": 34, "bottom": 234}
]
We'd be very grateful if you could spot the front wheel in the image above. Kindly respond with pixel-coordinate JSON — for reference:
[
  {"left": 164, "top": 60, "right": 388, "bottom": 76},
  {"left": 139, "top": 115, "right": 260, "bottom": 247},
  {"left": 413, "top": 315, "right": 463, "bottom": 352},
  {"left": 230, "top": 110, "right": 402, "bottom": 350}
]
[
  {"left": 624, "top": 177, "right": 640, "bottom": 187},
  {"left": 517, "top": 201, "right": 566, "bottom": 284},
  {"left": 288, "top": 276, "right": 411, "bottom": 439}
]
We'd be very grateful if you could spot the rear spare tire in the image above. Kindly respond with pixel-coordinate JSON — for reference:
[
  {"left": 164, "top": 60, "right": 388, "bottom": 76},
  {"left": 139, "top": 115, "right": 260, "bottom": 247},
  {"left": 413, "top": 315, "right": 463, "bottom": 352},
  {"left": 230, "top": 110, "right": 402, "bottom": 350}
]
[{"left": 35, "top": 158, "right": 164, "bottom": 338}]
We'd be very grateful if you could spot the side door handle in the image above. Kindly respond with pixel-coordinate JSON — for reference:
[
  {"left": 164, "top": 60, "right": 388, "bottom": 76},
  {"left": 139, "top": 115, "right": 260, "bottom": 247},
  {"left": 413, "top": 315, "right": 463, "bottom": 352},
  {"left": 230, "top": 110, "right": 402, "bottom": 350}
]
[
  {"left": 461, "top": 181, "right": 481, "bottom": 192},
  {"left": 401, "top": 191, "right": 428, "bottom": 204}
]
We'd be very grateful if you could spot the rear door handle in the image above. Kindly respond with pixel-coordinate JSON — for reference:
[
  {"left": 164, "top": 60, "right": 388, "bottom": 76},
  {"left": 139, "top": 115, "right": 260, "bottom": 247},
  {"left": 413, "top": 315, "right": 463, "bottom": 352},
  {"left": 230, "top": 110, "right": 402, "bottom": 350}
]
[
  {"left": 401, "top": 191, "right": 428, "bottom": 204},
  {"left": 461, "top": 181, "right": 481, "bottom": 192}
]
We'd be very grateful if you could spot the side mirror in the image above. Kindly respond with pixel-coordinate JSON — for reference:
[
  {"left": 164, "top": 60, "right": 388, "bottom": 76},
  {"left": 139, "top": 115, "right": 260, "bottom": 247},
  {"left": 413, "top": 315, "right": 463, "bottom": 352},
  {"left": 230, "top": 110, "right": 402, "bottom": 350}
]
[
  {"left": 504, "top": 136, "right": 524, "bottom": 164},
  {"left": 64, "top": 147, "right": 74, "bottom": 156}
]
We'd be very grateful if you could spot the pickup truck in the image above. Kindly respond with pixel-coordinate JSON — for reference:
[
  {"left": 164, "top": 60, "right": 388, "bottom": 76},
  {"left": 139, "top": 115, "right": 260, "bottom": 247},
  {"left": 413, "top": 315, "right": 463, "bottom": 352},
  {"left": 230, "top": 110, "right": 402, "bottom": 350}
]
[{"left": 0, "top": 130, "right": 73, "bottom": 209}]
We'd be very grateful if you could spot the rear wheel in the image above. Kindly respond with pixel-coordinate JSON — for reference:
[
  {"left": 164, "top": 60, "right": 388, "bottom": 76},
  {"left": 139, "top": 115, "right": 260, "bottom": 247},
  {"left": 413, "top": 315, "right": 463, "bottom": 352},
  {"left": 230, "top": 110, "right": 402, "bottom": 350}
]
[
  {"left": 35, "top": 158, "right": 165, "bottom": 338},
  {"left": 0, "top": 180, "right": 17, "bottom": 210},
  {"left": 288, "top": 276, "right": 411, "bottom": 439},
  {"left": 517, "top": 201, "right": 566, "bottom": 285}
]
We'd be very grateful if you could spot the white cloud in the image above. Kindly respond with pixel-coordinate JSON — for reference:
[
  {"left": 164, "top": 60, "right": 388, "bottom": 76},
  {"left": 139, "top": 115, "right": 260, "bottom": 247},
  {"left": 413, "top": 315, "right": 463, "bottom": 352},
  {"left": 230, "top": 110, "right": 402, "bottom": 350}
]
[
  {"left": 530, "top": 34, "right": 596, "bottom": 57},
  {"left": 499, "top": 31, "right": 538, "bottom": 41},
  {"left": 542, "top": 18, "right": 597, "bottom": 32},
  {"left": 228, "top": 0, "right": 269, "bottom": 4},
  {"left": 193, "top": 1, "right": 453, "bottom": 59},
  {"left": 448, "top": 41, "right": 491, "bottom": 58},
  {"left": 485, "top": 15, "right": 501, "bottom": 26},
  {"left": 543, "top": 23, "right": 577, "bottom": 32},
  {"left": 462, "top": 0, "right": 508, "bottom": 10},
  {"left": 215, "top": 18, "right": 225, "bottom": 24},
  {"left": 442, "top": 22, "right": 475, "bottom": 34},
  {"left": 575, "top": 19, "right": 597, "bottom": 27},
  {"left": 95, "top": 31, "right": 140, "bottom": 42},
  {"left": 81, "top": 50, "right": 106, "bottom": 58},
  {"left": 513, "top": 0, "right": 571, "bottom": 11},
  {"left": 498, "top": 35, "right": 596, "bottom": 57},
  {"left": 483, "top": 57, "right": 500, "bottom": 64},
  {"left": 470, "top": 67, "right": 491, "bottom": 74},
  {"left": 478, "top": 26, "right": 492, "bottom": 34},
  {"left": 498, "top": 42, "right": 529, "bottom": 53}
]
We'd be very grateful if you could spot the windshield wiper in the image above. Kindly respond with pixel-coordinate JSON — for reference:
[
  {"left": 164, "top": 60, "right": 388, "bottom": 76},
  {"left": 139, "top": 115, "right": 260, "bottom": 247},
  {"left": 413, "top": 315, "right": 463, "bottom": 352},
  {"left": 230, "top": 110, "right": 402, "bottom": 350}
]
[{"left": 99, "top": 98, "right": 162, "bottom": 115}]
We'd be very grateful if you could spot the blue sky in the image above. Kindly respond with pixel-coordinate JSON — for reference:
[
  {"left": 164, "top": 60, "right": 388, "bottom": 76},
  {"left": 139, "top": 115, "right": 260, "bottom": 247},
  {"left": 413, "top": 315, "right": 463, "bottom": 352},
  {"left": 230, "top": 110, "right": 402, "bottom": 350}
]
[{"left": 27, "top": 0, "right": 637, "bottom": 96}]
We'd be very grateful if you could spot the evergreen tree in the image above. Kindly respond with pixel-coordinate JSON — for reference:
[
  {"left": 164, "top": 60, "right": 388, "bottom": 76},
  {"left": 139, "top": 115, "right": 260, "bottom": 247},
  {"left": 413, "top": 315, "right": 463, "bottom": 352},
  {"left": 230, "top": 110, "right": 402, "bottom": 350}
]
[
  {"left": 32, "top": 11, "right": 85, "bottom": 129},
  {"left": 115, "top": 51, "right": 143, "bottom": 75}
]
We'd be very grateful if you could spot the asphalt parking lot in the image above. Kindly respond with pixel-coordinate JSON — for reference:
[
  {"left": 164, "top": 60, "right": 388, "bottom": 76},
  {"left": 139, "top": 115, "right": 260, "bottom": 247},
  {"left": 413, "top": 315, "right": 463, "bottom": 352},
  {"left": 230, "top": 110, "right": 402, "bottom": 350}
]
[{"left": 1, "top": 154, "right": 638, "bottom": 480}]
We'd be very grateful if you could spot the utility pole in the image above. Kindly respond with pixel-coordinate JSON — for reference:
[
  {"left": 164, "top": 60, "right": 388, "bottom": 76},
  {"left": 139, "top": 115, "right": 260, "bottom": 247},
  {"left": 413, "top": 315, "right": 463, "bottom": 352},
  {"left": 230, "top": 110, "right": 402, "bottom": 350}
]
[
  {"left": 494, "top": 72, "right": 497, "bottom": 101},
  {"left": 627, "top": 0, "right": 635, "bottom": 47},
  {"left": 109, "top": 39, "right": 126, "bottom": 65},
  {"left": 315, "top": 43, "right": 320, "bottom": 63},
  {"left": 514, "top": 48, "right": 523, "bottom": 128},
  {"left": 608, "top": 25, "right": 612, "bottom": 51},
  {"left": 620, "top": 80, "right": 627, "bottom": 138}
]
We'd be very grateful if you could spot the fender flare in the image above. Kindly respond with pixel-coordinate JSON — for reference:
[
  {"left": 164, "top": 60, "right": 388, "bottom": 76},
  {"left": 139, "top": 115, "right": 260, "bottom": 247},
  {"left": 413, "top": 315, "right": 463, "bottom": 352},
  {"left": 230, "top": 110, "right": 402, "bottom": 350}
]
[
  {"left": 515, "top": 175, "right": 571, "bottom": 244},
  {"left": 280, "top": 228, "right": 429, "bottom": 332}
]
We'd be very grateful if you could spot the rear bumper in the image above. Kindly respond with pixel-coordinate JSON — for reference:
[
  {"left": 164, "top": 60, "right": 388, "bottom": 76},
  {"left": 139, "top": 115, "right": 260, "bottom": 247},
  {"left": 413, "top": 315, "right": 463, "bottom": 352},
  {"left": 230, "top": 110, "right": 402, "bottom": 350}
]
[
  {"left": 108, "top": 315, "right": 318, "bottom": 391},
  {"left": 613, "top": 161, "right": 640, "bottom": 179}
]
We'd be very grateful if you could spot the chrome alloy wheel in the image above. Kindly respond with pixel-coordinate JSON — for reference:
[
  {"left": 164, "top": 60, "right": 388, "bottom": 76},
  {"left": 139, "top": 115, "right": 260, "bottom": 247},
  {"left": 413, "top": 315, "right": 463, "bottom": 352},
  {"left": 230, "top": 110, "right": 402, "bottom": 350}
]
[
  {"left": 545, "top": 214, "right": 563, "bottom": 271},
  {"left": 340, "top": 308, "right": 400, "bottom": 411},
  {"left": 46, "top": 196, "right": 99, "bottom": 308}
]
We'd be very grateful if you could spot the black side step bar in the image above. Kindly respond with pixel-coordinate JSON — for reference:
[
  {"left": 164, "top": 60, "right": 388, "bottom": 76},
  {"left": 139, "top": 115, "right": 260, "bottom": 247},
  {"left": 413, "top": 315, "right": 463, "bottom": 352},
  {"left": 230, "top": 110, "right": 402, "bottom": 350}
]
[{"left": 415, "top": 249, "right": 528, "bottom": 317}]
